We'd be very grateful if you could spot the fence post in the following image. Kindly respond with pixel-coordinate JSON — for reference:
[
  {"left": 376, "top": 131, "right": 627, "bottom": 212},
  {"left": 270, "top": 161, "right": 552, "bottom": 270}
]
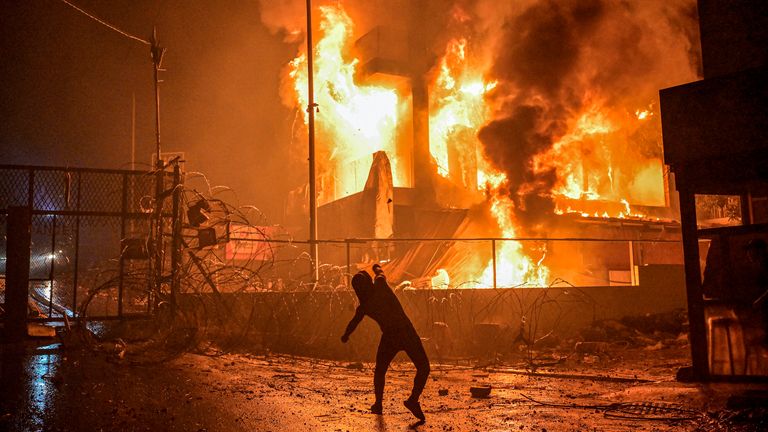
[
  {"left": 170, "top": 163, "right": 182, "bottom": 313},
  {"left": 48, "top": 215, "right": 56, "bottom": 316},
  {"left": 153, "top": 166, "right": 165, "bottom": 312},
  {"left": 628, "top": 240, "right": 637, "bottom": 286},
  {"left": 5, "top": 206, "right": 32, "bottom": 342},
  {"left": 492, "top": 239, "right": 497, "bottom": 289},
  {"left": 72, "top": 172, "right": 81, "bottom": 318},
  {"left": 118, "top": 173, "right": 128, "bottom": 318},
  {"left": 345, "top": 240, "right": 351, "bottom": 288}
]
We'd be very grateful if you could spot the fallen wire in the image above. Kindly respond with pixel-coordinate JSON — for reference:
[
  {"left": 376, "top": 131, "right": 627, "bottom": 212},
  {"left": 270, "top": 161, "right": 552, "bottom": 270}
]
[{"left": 520, "top": 393, "right": 702, "bottom": 422}]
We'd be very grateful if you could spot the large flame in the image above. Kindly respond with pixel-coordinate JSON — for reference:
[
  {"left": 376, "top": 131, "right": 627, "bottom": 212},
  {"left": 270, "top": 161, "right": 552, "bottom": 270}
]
[
  {"left": 429, "top": 37, "right": 495, "bottom": 186},
  {"left": 535, "top": 103, "right": 664, "bottom": 219},
  {"left": 282, "top": 2, "right": 691, "bottom": 288},
  {"left": 288, "top": 6, "right": 406, "bottom": 203},
  {"left": 427, "top": 35, "right": 548, "bottom": 287},
  {"left": 477, "top": 186, "right": 551, "bottom": 287}
]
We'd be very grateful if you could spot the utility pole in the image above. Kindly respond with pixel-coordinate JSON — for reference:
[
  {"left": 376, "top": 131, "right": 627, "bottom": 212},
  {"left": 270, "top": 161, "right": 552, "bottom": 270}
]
[
  {"left": 150, "top": 27, "right": 167, "bottom": 301},
  {"left": 306, "top": 0, "right": 319, "bottom": 283},
  {"left": 131, "top": 92, "right": 136, "bottom": 171},
  {"left": 150, "top": 27, "right": 166, "bottom": 168}
]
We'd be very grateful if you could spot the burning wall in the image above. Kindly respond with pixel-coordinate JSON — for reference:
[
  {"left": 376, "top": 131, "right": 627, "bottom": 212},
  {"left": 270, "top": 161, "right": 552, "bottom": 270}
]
[{"left": 260, "top": 0, "right": 700, "bottom": 287}]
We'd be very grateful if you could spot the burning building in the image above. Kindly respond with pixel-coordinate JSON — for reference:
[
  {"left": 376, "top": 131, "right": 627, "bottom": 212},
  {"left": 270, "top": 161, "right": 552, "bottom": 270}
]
[{"left": 274, "top": 0, "right": 699, "bottom": 292}]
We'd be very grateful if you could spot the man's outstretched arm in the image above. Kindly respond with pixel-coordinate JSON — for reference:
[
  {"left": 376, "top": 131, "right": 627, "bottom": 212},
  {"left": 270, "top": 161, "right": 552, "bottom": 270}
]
[{"left": 341, "top": 306, "right": 365, "bottom": 343}]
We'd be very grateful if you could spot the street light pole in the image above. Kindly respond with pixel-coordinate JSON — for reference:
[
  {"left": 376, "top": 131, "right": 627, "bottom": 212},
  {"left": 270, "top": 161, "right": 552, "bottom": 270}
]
[
  {"left": 150, "top": 27, "right": 166, "bottom": 168},
  {"left": 150, "top": 27, "right": 166, "bottom": 300},
  {"left": 306, "top": 0, "right": 319, "bottom": 283}
]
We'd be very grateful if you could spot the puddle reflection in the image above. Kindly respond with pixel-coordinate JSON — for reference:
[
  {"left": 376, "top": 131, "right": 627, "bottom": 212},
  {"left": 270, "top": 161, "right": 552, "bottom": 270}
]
[{"left": 0, "top": 345, "right": 61, "bottom": 430}]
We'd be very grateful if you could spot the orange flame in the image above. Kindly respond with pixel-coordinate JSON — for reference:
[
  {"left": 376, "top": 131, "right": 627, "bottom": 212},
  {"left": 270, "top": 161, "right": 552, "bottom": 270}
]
[
  {"left": 477, "top": 184, "right": 550, "bottom": 287},
  {"left": 535, "top": 103, "right": 665, "bottom": 218},
  {"left": 284, "top": 3, "right": 675, "bottom": 288},
  {"left": 429, "top": 38, "right": 496, "bottom": 186},
  {"left": 288, "top": 6, "right": 406, "bottom": 203}
]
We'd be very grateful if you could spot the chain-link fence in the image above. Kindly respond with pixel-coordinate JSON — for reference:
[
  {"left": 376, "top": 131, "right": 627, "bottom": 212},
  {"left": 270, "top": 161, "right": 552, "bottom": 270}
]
[{"left": 0, "top": 165, "right": 179, "bottom": 321}]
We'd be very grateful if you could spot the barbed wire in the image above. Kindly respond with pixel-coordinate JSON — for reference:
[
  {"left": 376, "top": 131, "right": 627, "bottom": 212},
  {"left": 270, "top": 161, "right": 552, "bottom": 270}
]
[{"left": 51, "top": 169, "right": 678, "bottom": 368}]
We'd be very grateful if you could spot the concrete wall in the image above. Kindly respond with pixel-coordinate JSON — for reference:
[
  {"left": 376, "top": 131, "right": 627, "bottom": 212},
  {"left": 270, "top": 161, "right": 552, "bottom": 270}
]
[{"left": 180, "top": 264, "right": 686, "bottom": 361}]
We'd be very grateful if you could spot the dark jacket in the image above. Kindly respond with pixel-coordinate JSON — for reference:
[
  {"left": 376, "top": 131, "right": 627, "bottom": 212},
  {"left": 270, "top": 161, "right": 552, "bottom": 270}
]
[{"left": 350, "top": 271, "right": 414, "bottom": 333}]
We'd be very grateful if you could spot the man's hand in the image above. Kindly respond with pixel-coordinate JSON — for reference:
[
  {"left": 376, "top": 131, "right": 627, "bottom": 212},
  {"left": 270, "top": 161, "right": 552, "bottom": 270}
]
[{"left": 341, "top": 334, "right": 349, "bottom": 343}]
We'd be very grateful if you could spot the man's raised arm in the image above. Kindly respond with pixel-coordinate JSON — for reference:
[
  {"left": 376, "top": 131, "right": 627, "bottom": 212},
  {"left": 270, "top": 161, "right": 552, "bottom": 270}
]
[{"left": 341, "top": 306, "right": 365, "bottom": 343}]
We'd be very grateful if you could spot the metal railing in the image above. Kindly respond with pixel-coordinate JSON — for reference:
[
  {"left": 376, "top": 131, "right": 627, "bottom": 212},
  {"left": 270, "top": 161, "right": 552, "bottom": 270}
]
[{"left": 231, "top": 235, "right": 683, "bottom": 290}]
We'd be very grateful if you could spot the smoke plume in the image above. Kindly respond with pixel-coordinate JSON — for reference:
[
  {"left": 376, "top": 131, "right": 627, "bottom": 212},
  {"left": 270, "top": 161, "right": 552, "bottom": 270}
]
[
  {"left": 475, "top": 0, "right": 700, "bottom": 228},
  {"left": 258, "top": 0, "right": 700, "bottom": 230}
]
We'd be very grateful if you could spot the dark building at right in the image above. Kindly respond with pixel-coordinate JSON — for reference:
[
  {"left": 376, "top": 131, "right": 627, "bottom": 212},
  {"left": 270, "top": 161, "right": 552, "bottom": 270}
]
[{"left": 661, "top": 0, "right": 768, "bottom": 379}]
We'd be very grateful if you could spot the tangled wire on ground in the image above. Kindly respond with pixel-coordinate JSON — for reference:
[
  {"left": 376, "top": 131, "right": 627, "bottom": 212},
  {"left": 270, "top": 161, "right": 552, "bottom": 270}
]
[{"left": 69, "top": 172, "right": 354, "bottom": 363}]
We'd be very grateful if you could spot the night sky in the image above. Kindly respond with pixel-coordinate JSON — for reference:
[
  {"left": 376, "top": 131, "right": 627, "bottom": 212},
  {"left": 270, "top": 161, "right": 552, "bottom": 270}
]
[{"left": 1, "top": 0, "right": 302, "bottom": 221}]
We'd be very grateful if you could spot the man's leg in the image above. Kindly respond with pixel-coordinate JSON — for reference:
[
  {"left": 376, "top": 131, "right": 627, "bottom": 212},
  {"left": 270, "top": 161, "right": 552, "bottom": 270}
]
[
  {"left": 404, "top": 331, "right": 430, "bottom": 400},
  {"left": 373, "top": 332, "right": 399, "bottom": 413},
  {"left": 403, "top": 330, "right": 430, "bottom": 420}
]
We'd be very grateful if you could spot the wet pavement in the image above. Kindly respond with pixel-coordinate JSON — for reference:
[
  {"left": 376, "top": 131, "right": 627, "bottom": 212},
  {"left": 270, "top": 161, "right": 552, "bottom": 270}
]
[{"left": 2, "top": 341, "right": 768, "bottom": 431}]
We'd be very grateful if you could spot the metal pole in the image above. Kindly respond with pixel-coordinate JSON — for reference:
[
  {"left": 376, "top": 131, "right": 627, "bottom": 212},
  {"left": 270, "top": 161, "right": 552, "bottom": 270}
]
[
  {"left": 628, "top": 240, "right": 636, "bottom": 286},
  {"left": 678, "top": 186, "right": 708, "bottom": 379},
  {"left": 150, "top": 27, "right": 165, "bottom": 167},
  {"left": 346, "top": 240, "right": 351, "bottom": 287},
  {"left": 170, "top": 163, "right": 182, "bottom": 314},
  {"left": 48, "top": 215, "right": 57, "bottom": 316},
  {"left": 72, "top": 173, "right": 81, "bottom": 319},
  {"left": 492, "top": 239, "right": 497, "bottom": 289},
  {"left": 118, "top": 174, "right": 128, "bottom": 319},
  {"left": 131, "top": 92, "right": 136, "bottom": 171},
  {"left": 306, "top": 0, "right": 319, "bottom": 283},
  {"left": 153, "top": 171, "right": 164, "bottom": 310},
  {"left": 150, "top": 27, "right": 166, "bottom": 308},
  {"left": 6, "top": 207, "right": 32, "bottom": 342}
]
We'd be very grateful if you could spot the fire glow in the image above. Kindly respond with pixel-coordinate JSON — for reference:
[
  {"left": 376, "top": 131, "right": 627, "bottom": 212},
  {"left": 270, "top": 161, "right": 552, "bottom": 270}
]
[
  {"left": 288, "top": 6, "right": 406, "bottom": 202},
  {"left": 280, "top": 1, "right": 698, "bottom": 288}
]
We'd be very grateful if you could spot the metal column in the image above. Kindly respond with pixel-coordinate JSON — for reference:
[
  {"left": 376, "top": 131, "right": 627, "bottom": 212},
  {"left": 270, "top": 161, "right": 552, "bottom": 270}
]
[
  {"left": 678, "top": 187, "right": 709, "bottom": 378},
  {"left": 5, "top": 207, "right": 32, "bottom": 342}
]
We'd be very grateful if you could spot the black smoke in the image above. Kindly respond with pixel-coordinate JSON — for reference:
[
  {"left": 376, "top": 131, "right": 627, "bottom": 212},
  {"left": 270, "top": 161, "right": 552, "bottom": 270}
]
[
  {"left": 478, "top": 0, "right": 606, "bottom": 228},
  {"left": 477, "top": 0, "right": 699, "bottom": 229}
]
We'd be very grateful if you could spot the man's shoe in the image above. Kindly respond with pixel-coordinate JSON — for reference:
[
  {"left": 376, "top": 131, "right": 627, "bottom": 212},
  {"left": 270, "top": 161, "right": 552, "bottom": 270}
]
[
  {"left": 370, "top": 402, "right": 383, "bottom": 415},
  {"left": 403, "top": 398, "right": 425, "bottom": 421}
]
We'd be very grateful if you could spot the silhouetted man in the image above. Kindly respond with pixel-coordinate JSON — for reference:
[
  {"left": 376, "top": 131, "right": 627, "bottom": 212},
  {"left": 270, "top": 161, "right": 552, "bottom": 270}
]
[{"left": 341, "top": 264, "right": 430, "bottom": 421}]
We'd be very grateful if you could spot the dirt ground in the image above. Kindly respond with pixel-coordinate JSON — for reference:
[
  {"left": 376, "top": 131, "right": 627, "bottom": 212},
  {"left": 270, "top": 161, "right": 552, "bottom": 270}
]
[{"left": 2, "top": 339, "right": 768, "bottom": 432}]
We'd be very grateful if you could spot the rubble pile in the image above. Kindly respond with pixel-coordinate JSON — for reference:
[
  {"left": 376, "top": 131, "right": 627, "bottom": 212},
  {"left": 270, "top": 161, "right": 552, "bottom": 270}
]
[
  {"left": 579, "top": 309, "right": 688, "bottom": 349},
  {"left": 561, "top": 309, "right": 690, "bottom": 365}
]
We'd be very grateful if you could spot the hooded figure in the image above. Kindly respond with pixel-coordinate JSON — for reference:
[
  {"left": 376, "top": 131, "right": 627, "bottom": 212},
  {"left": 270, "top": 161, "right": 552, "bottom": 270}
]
[
  {"left": 341, "top": 265, "right": 430, "bottom": 421},
  {"left": 351, "top": 271, "right": 374, "bottom": 304}
]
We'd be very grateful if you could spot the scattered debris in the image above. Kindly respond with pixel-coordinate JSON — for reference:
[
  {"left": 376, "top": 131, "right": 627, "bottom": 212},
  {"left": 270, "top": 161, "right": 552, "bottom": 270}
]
[
  {"left": 470, "top": 385, "right": 492, "bottom": 398},
  {"left": 575, "top": 341, "right": 610, "bottom": 354}
]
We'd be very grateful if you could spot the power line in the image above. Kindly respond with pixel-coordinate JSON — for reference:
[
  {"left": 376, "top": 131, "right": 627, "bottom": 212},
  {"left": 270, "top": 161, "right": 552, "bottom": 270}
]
[{"left": 57, "top": 0, "right": 150, "bottom": 46}]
